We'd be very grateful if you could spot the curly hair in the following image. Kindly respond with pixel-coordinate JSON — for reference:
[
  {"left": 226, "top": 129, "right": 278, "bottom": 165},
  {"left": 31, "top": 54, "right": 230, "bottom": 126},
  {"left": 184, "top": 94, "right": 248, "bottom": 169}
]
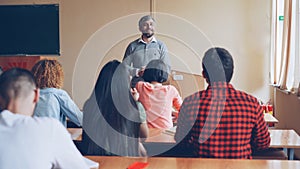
[{"left": 31, "top": 59, "right": 64, "bottom": 89}]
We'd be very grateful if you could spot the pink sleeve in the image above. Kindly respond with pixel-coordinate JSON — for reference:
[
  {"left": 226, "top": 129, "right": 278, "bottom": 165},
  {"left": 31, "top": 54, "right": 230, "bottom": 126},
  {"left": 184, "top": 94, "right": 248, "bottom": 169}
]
[
  {"left": 135, "top": 81, "right": 142, "bottom": 93},
  {"left": 171, "top": 86, "right": 182, "bottom": 111}
]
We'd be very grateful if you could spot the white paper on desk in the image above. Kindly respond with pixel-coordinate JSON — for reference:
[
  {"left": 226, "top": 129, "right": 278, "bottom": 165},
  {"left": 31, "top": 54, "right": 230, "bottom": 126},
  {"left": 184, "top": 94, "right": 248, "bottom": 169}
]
[{"left": 83, "top": 156, "right": 99, "bottom": 169}]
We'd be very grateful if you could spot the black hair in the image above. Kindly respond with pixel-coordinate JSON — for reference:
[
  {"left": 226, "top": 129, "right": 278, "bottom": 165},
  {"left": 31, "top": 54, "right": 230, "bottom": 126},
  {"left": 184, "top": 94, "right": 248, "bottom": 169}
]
[
  {"left": 202, "top": 47, "right": 234, "bottom": 83},
  {"left": 0, "top": 68, "right": 36, "bottom": 110},
  {"left": 142, "top": 59, "right": 169, "bottom": 83}
]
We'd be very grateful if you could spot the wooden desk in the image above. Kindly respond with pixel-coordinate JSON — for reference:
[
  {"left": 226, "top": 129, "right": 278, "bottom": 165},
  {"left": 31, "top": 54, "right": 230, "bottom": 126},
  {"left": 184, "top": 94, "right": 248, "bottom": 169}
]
[
  {"left": 145, "top": 128, "right": 300, "bottom": 160},
  {"left": 264, "top": 113, "right": 279, "bottom": 124},
  {"left": 68, "top": 128, "right": 300, "bottom": 160},
  {"left": 145, "top": 128, "right": 175, "bottom": 143},
  {"left": 67, "top": 128, "right": 82, "bottom": 141},
  {"left": 84, "top": 156, "right": 300, "bottom": 169},
  {"left": 269, "top": 129, "right": 300, "bottom": 160}
]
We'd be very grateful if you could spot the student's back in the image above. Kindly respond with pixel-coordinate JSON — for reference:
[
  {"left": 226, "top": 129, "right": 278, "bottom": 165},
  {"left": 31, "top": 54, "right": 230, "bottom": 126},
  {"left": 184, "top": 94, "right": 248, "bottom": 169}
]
[
  {"left": 0, "top": 111, "right": 87, "bottom": 168},
  {"left": 136, "top": 59, "right": 182, "bottom": 129},
  {"left": 136, "top": 81, "right": 181, "bottom": 128},
  {"left": 31, "top": 59, "right": 83, "bottom": 127},
  {"left": 0, "top": 68, "right": 88, "bottom": 169},
  {"left": 175, "top": 47, "right": 270, "bottom": 159},
  {"left": 35, "top": 87, "right": 82, "bottom": 126}
]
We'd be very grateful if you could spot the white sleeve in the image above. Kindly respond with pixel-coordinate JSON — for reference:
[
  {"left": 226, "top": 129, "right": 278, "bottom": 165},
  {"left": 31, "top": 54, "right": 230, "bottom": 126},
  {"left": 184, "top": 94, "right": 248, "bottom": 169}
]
[{"left": 51, "top": 120, "right": 89, "bottom": 169}]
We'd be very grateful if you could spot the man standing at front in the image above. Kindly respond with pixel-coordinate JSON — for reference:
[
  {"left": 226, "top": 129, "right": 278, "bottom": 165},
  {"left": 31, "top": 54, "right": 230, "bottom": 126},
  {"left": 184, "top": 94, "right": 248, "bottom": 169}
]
[
  {"left": 175, "top": 47, "right": 270, "bottom": 159},
  {"left": 123, "top": 15, "right": 171, "bottom": 87}
]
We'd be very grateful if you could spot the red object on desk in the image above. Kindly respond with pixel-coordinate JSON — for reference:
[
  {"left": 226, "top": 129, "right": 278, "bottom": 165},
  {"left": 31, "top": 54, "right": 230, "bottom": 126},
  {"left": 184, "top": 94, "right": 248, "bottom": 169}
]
[{"left": 127, "top": 162, "right": 149, "bottom": 169}]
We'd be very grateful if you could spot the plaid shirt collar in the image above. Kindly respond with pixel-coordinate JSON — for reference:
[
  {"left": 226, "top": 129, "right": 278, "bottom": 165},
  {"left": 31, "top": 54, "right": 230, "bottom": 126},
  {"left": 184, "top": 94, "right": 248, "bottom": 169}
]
[
  {"left": 206, "top": 81, "right": 234, "bottom": 98},
  {"left": 207, "top": 81, "right": 232, "bottom": 89}
]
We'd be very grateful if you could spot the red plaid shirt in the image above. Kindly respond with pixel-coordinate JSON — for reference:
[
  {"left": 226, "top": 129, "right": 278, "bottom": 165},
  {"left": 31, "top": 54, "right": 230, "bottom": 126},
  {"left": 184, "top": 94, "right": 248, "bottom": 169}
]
[{"left": 175, "top": 82, "right": 270, "bottom": 159}]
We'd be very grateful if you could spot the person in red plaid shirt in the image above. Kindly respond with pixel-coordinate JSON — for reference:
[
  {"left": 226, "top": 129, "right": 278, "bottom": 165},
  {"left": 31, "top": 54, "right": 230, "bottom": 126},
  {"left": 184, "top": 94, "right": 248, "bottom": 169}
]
[{"left": 174, "top": 47, "right": 270, "bottom": 159}]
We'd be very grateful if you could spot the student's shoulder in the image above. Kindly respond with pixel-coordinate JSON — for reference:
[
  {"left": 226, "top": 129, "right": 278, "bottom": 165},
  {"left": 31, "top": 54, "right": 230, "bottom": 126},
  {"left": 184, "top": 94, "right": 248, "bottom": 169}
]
[
  {"left": 33, "top": 117, "right": 68, "bottom": 135},
  {"left": 166, "top": 85, "right": 180, "bottom": 93},
  {"left": 235, "top": 89, "right": 259, "bottom": 103},
  {"left": 40, "top": 88, "right": 67, "bottom": 95},
  {"left": 32, "top": 116, "right": 63, "bottom": 126},
  {"left": 183, "top": 90, "right": 205, "bottom": 102},
  {"left": 46, "top": 88, "right": 71, "bottom": 98},
  {"left": 136, "top": 81, "right": 150, "bottom": 88},
  {"left": 168, "top": 85, "right": 178, "bottom": 90}
]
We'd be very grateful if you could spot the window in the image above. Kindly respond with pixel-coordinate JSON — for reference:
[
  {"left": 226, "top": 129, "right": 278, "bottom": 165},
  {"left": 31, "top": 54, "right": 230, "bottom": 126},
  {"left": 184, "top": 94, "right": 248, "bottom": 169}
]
[{"left": 270, "top": 0, "right": 300, "bottom": 92}]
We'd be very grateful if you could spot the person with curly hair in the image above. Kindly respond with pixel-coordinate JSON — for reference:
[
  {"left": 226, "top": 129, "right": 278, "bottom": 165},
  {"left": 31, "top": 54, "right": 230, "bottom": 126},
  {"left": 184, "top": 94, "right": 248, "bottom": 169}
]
[{"left": 31, "top": 59, "right": 83, "bottom": 127}]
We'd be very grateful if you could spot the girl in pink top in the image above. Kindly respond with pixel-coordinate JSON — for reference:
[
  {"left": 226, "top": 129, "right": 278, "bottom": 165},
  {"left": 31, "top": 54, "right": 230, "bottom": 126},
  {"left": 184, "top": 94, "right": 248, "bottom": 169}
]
[{"left": 135, "top": 59, "right": 182, "bottom": 129}]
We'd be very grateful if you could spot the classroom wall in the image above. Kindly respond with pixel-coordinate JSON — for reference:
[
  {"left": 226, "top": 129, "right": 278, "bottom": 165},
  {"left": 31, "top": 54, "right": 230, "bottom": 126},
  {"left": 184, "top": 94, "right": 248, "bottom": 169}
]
[
  {"left": 0, "top": 0, "right": 272, "bottom": 108},
  {"left": 153, "top": 0, "right": 272, "bottom": 103}
]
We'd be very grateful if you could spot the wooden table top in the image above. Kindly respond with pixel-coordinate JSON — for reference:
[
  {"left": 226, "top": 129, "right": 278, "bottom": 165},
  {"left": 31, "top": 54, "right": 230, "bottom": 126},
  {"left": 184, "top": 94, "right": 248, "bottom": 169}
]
[
  {"left": 145, "top": 128, "right": 300, "bottom": 149},
  {"left": 145, "top": 128, "right": 175, "bottom": 143},
  {"left": 264, "top": 113, "right": 279, "bottom": 123},
  {"left": 269, "top": 129, "right": 300, "bottom": 148},
  {"left": 67, "top": 128, "right": 82, "bottom": 141},
  {"left": 84, "top": 156, "right": 300, "bottom": 169}
]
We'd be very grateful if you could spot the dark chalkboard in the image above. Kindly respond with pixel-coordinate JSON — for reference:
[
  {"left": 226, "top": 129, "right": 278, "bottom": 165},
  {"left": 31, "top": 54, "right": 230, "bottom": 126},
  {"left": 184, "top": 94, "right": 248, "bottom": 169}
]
[{"left": 0, "top": 4, "right": 60, "bottom": 56}]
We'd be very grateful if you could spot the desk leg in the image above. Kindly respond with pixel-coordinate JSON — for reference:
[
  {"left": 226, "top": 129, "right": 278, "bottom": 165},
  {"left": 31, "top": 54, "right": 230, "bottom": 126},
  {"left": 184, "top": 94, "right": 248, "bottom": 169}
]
[
  {"left": 283, "top": 148, "right": 289, "bottom": 160},
  {"left": 284, "top": 148, "right": 295, "bottom": 160},
  {"left": 289, "top": 148, "right": 294, "bottom": 160}
]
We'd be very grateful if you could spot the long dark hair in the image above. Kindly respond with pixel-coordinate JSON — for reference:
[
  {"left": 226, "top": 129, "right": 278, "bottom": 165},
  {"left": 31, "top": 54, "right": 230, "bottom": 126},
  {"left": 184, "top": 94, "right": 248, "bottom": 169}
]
[
  {"left": 95, "top": 60, "right": 140, "bottom": 133},
  {"left": 82, "top": 60, "right": 141, "bottom": 156}
]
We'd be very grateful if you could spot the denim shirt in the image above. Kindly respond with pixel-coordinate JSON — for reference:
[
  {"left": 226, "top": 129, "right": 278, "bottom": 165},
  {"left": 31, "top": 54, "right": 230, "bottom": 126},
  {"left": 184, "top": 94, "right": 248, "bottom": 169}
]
[{"left": 34, "top": 88, "right": 83, "bottom": 127}]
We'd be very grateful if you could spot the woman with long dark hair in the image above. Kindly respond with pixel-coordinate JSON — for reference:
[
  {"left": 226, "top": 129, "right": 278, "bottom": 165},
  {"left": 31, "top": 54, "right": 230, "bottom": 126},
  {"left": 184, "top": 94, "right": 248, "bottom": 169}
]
[{"left": 81, "top": 60, "right": 148, "bottom": 156}]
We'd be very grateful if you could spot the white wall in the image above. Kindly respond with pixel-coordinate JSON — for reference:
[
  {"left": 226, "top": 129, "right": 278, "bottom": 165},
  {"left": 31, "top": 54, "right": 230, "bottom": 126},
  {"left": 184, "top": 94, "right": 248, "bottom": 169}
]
[
  {"left": 155, "top": 0, "right": 272, "bottom": 103},
  {"left": 0, "top": 0, "right": 272, "bottom": 108}
]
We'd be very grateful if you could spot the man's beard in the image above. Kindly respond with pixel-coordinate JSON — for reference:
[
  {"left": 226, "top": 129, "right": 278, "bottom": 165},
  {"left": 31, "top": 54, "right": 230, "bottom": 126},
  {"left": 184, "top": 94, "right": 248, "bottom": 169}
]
[{"left": 142, "top": 33, "right": 154, "bottom": 38}]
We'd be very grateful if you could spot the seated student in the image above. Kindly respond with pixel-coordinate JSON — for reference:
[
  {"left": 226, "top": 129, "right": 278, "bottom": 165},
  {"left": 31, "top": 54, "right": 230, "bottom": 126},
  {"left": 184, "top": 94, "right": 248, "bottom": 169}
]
[
  {"left": 81, "top": 60, "right": 148, "bottom": 157},
  {"left": 0, "top": 68, "right": 88, "bottom": 169},
  {"left": 135, "top": 59, "right": 182, "bottom": 129},
  {"left": 31, "top": 59, "right": 83, "bottom": 127},
  {"left": 175, "top": 47, "right": 270, "bottom": 159}
]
